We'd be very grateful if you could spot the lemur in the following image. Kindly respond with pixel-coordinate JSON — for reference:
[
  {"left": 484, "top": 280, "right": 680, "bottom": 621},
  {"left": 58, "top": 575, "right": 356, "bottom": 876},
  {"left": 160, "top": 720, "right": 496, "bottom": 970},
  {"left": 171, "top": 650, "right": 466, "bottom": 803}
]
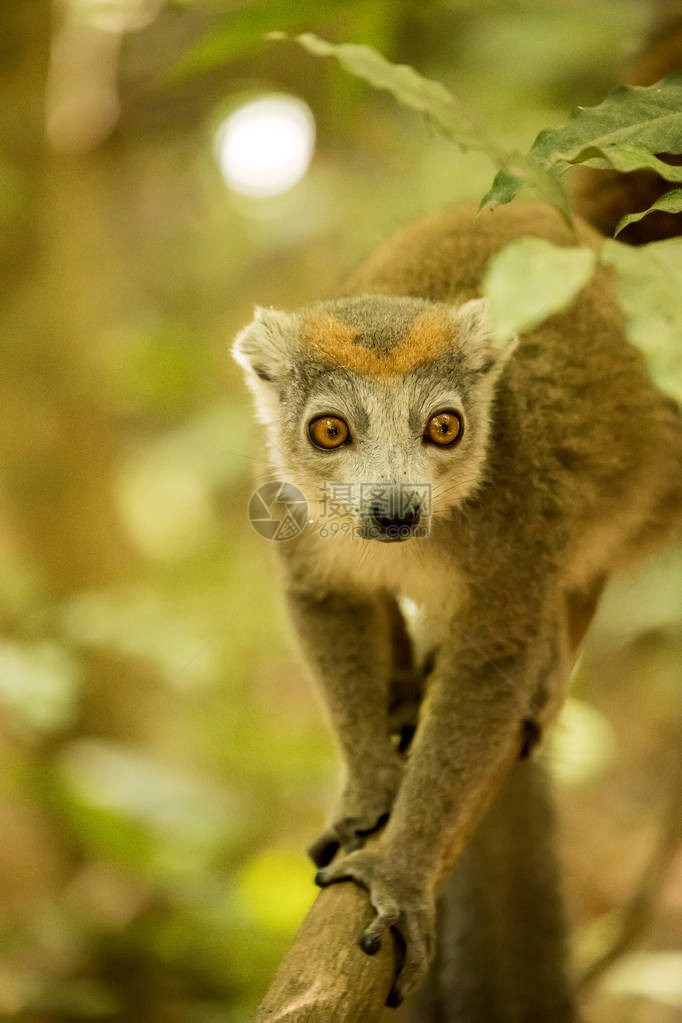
[{"left": 232, "top": 13, "right": 682, "bottom": 1021}]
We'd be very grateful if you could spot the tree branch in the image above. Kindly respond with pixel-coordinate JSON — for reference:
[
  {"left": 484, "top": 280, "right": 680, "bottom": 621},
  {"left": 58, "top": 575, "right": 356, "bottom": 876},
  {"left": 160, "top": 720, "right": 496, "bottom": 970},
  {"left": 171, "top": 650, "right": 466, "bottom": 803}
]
[{"left": 253, "top": 880, "right": 397, "bottom": 1022}]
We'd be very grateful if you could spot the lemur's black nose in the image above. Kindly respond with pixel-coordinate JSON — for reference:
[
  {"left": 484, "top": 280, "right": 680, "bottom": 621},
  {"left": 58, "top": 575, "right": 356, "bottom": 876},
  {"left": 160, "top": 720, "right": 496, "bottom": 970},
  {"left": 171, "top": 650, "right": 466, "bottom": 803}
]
[{"left": 370, "top": 504, "right": 421, "bottom": 536}]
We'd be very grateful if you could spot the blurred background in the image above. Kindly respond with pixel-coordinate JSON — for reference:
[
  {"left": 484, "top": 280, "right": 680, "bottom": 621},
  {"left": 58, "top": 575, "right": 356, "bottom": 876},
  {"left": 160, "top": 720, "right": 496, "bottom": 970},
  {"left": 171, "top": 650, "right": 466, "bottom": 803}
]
[{"left": 1, "top": 1, "right": 680, "bottom": 1020}]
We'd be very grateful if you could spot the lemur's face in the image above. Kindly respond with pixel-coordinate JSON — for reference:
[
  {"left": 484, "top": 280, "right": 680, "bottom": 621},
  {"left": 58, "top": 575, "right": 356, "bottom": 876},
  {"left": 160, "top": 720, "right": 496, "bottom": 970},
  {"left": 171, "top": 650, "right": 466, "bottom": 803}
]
[{"left": 234, "top": 295, "right": 510, "bottom": 542}]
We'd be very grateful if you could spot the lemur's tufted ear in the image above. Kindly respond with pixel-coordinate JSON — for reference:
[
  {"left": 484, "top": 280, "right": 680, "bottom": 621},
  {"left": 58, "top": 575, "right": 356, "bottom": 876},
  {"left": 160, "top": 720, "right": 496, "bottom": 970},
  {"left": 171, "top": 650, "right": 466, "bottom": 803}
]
[
  {"left": 232, "top": 306, "right": 298, "bottom": 384},
  {"left": 451, "top": 297, "right": 518, "bottom": 374},
  {"left": 453, "top": 297, "right": 489, "bottom": 340}
]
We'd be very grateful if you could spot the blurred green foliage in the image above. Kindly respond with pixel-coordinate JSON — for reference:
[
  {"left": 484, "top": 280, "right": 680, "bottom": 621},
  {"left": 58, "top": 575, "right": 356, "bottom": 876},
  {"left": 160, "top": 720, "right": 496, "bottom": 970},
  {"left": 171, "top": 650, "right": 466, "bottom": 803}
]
[{"left": 0, "top": 1, "right": 680, "bottom": 1021}]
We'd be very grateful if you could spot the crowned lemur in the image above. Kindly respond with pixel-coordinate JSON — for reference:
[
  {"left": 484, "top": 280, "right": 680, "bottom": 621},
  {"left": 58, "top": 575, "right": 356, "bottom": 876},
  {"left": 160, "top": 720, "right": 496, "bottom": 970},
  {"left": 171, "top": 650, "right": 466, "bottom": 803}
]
[{"left": 232, "top": 15, "right": 682, "bottom": 1021}]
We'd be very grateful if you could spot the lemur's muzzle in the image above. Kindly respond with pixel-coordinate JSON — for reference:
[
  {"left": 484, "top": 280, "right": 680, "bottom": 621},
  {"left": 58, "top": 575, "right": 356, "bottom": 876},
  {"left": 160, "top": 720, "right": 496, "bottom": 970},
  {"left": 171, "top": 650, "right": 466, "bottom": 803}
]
[{"left": 367, "top": 502, "right": 421, "bottom": 543}]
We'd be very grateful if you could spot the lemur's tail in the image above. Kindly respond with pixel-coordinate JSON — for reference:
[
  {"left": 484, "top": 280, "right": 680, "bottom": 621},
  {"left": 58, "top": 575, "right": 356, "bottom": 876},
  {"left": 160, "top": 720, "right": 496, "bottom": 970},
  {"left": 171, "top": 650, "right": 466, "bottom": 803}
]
[{"left": 571, "top": 2, "right": 682, "bottom": 244}]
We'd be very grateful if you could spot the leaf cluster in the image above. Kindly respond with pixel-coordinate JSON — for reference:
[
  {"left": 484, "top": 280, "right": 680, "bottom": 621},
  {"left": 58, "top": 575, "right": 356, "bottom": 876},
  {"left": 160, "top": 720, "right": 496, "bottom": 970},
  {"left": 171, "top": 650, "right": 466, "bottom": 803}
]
[{"left": 275, "top": 35, "right": 682, "bottom": 405}]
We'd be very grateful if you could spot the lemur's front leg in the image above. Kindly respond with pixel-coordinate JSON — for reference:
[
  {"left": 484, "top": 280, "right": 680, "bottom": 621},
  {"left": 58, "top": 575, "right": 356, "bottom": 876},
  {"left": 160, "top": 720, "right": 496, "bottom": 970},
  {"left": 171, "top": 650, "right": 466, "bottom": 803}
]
[
  {"left": 286, "top": 584, "right": 405, "bottom": 867},
  {"left": 316, "top": 593, "right": 566, "bottom": 1004}
]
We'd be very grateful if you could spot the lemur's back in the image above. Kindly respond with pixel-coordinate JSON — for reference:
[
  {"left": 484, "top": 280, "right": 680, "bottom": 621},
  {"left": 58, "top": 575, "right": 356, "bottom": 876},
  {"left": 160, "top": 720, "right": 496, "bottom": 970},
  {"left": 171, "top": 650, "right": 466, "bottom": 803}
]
[
  {"left": 342, "top": 201, "right": 596, "bottom": 302},
  {"left": 344, "top": 201, "right": 682, "bottom": 577}
]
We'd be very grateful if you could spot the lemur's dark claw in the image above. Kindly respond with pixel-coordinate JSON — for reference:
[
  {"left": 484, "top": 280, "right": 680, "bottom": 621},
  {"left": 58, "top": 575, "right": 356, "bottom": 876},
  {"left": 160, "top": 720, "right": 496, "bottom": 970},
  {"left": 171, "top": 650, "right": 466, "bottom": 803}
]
[
  {"left": 360, "top": 931, "right": 382, "bottom": 955},
  {"left": 307, "top": 831, "right": 340, "bottom": 868}
]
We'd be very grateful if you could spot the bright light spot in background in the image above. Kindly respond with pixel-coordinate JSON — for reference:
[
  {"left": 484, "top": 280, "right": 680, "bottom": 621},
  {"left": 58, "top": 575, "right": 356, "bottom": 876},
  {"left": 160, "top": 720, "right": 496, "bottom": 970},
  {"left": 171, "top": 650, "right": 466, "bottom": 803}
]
[{"left": 215, "top": 95, "right": 316, "bottom": 198}]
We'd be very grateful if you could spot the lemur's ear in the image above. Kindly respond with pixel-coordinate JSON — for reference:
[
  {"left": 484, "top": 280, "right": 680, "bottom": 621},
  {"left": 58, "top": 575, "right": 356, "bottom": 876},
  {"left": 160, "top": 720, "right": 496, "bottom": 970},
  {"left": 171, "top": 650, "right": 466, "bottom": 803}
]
[
  {"left": 453, "top": 297, "right": 489, "bottom": 340},
  {"left": 451, "top": 298, "right": 518, "bottom": 375},
  {"left": 232, "top": 306, "right": 297, "bottom": 384}
]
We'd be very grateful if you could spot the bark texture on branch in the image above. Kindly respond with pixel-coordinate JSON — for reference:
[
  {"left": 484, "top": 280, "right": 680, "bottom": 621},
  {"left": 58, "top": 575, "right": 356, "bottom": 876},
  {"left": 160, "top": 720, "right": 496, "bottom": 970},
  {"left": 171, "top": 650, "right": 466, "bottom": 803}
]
[{"left": 253, "top": 881, "right": 397, "bottom": 1022}]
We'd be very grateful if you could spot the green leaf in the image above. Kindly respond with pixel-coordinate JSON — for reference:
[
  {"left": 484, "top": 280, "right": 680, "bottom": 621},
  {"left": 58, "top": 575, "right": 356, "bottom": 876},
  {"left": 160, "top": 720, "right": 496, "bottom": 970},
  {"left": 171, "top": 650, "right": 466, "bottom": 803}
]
[
  {"left": 479, "top": 169, "right": 524, "bottom": 211},
  {"left": 530, "top": 72, "right": 682, "bottom": 169},
  {"left": 479, "top": 164, "right": 569, "bottom": 223},
  {"left": 601, "top": 237, "right": 682, "bottom": 407},
  {"left": 276, "top": 33, "right": 572, "bottom": 224},
  {"left": 567, "top": 144, "right": 682, "bottom": 181},
  {"left": 520, "top": 163, "right": 573, "bottom": 224},
  {"left": 482, "top": 237, "right": 596, "bottom": 345},
  {"left": 482, "top": 73, "right": 682, "bottom": 217},
  {"left": 277, "top": 33, "right": 500, "bottom": 152},
  {"left": 614, "top": 188, "right": 682, "bottom": 236}
]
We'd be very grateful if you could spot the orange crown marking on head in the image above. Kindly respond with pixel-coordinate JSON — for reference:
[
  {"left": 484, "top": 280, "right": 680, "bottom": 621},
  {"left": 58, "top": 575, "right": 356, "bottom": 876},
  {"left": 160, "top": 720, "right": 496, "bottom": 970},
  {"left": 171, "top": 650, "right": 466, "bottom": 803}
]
[{"left": 301, "top": 309, "right": 455, "bottom": 377}]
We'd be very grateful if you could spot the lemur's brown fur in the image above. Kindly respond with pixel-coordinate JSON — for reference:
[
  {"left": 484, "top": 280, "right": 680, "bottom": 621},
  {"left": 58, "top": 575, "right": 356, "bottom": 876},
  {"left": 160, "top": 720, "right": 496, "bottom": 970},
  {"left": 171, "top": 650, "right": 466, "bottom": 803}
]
[{"left": 233, "top": 9, "right": 682, "bottom": 1019}]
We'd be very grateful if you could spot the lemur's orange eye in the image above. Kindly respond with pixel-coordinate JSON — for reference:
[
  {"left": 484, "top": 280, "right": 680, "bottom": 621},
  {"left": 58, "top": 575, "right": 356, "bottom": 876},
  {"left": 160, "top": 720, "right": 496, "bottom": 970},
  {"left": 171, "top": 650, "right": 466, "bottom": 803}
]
[
  {"left": 425, "top": 410, "right": 463, "bottom": 447},
  {"left": 308, "top": 415, "right": 350, "bottom": 450}
]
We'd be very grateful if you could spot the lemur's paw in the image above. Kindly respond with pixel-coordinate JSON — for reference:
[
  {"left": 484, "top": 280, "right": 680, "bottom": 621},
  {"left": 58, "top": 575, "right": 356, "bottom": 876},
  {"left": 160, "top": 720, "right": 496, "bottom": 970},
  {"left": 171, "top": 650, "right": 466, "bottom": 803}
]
[
  {"left": 307, "top": 756, "right": 403, "bottom": 867},
  {"left": 306, "top": 809, "right": 391, "bottom": 868},
  {"left": 315, "top": 847, "right": 436, "bottom": 1006}
]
